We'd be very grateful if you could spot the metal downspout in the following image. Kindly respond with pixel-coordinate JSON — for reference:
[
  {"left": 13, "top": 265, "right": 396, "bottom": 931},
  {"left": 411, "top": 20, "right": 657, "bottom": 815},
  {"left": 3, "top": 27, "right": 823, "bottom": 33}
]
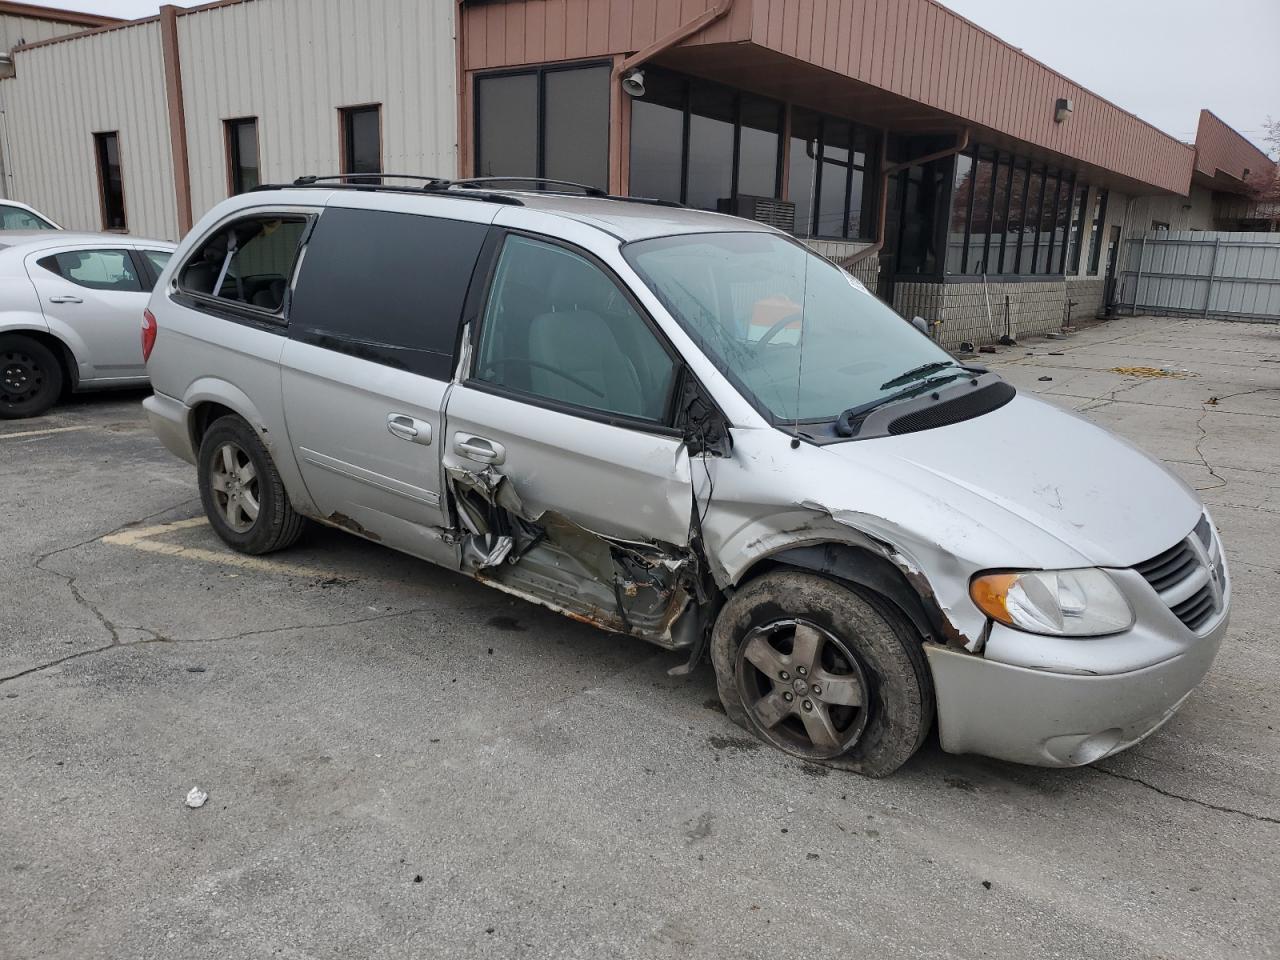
[{"left": 612, "top": 0, "right": 736, "bottom": 83}]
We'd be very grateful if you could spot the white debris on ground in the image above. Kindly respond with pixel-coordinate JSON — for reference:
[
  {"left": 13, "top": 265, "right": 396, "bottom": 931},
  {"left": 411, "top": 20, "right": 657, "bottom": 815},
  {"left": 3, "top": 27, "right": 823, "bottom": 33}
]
[{"left": 184, "top": 787, "right": 208, "bottom": 809}]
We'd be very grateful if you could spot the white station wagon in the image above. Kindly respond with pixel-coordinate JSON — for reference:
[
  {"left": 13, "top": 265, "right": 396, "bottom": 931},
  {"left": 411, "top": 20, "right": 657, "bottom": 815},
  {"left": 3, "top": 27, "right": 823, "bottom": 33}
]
[{"left": 142, "top": 176, "right": 1229, "bottom": 776}]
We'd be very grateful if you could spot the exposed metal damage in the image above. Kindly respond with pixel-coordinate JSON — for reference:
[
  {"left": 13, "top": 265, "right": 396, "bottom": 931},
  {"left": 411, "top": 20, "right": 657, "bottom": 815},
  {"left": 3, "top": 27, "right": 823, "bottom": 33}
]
[{"left": 443, "top": 464, "right": 711, "bottom": 653}]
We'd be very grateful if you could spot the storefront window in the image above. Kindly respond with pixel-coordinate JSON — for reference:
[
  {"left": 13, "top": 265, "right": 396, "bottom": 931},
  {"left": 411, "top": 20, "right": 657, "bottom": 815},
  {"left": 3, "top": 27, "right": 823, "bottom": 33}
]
[
  {"left": 910, "top": 141, "right": 1092, "bottom": 279},
  {"left": 786, "top": 108, "right": 876, "bottom": 240},
  {"left": 737, "top": 96, "right": 781, "bottom": 198},
  {"left": 964, "top": 152, "right": 995, "bottom": 274},
  {"left": 988, "top": 155, "right": 1011, "bottom": 276},
  {"left": 629, "top": 68, "right": 784, "bottom": 216},
  {"left": 945, "top": 153, "right": 972, "bottom": 274},
  {"left": 629, "top": 70, "right": 686, "bottom": 203},
  {"left": 687, "top": 83, "right": 735, "bottom": 211},
  {"left": 1087, "top": 189, "right": 1109, "bottom": 275},
  {"left": 1065, "top": 184, "right": 1088, "bottom": 273},
  {"left": 475, "top": 63, "right": 610, "bottom": 190}
]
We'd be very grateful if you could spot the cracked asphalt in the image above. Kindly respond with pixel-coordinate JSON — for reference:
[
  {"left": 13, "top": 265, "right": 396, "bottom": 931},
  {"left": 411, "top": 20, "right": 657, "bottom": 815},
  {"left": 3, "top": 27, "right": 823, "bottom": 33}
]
[{"left": 2, "top": 315, "right": 1278, "bottom": 959}]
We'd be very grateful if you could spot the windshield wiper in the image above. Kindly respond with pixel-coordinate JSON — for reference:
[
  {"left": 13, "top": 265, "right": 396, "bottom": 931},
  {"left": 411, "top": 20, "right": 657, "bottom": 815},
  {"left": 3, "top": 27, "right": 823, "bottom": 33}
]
[
  {"left": 835, "top": 373, "right": 968, "bottom": 437},
  {"left": 879, "top": 360, "right": 957, "bottom": 391}
]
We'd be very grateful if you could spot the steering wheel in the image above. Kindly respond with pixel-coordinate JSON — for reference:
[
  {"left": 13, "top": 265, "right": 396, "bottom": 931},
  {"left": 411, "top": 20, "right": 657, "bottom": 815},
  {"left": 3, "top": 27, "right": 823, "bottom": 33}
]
[
  {"left": 754, "top": 311, "right": 803, "bottom": 349},
  {"left": 483, "top": 357, "right": 606, "bottom": 399}
]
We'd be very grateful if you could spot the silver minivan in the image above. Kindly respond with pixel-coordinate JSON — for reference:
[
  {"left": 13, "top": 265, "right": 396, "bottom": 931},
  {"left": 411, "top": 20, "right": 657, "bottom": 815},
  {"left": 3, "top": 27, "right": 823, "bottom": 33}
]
[{"left": 143, "top": 177, "right": 1229, "bottom": 776}]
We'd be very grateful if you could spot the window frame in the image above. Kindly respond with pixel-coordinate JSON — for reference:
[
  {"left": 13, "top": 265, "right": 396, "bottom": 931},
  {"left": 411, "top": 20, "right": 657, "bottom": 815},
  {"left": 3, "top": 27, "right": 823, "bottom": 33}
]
[
  {"left": 1087, "top": 189, "right": 1109, "bottom": 276},
  {"left": 473, "top": 60, "right": 614, "bottom": 190},
  {"left": 224, "top": 117, "right": 261, "bottom": 196},
  {"left": 169, "top": 208, "right": 318, "bottom": 331},
  {"left": 339, "top": 103, "right": 382, "bottom": 182},
  {"left": 93, "top": 131, "right": 127, "bottom": 232},
  {"left": 464, "top": 228, "right": 687, "bottom": 436}
]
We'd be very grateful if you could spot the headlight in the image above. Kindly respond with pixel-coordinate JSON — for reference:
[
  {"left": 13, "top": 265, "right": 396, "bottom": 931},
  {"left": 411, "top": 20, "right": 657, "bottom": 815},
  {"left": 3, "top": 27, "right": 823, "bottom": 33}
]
[{"left": 970, "top": 568, "right": 1133, "bottom": 637}]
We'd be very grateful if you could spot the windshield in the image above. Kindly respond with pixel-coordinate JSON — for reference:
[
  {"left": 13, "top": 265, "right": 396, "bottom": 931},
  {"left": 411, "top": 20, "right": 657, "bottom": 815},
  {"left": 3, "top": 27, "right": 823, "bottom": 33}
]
[{"left": 624, "top": 231, "right": 958, "bottom": 423}]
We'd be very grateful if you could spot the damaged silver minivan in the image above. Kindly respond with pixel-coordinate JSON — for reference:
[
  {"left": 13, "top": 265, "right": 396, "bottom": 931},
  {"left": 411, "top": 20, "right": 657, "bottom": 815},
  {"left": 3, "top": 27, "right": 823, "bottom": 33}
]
[{"left": 142, "top": 177, "right": 1229, "bottom": 776}]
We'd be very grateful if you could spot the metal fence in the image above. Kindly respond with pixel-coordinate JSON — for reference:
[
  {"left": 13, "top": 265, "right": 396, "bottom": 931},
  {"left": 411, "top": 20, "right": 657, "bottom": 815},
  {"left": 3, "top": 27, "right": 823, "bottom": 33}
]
[{"left": 1117, "top": 231, "right": 1280, "bottom": 322}]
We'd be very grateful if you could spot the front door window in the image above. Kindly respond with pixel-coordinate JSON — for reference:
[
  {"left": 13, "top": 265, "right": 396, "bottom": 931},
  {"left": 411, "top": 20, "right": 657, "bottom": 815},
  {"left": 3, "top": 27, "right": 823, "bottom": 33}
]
[{"left": 473, "top": 236, "right": 676, "bottom": 424}]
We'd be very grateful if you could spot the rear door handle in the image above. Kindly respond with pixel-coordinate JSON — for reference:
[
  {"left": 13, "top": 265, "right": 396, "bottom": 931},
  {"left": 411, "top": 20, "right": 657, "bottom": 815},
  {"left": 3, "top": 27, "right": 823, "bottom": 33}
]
[
  {"left": 453, "top": 433, "right": 505, "bottom": 465},
  {"left": 48, "top": 295, "right": 83, "bottom": 304},
  {"left": 387, "top": 413, "right": 432, "bottom": 445}
]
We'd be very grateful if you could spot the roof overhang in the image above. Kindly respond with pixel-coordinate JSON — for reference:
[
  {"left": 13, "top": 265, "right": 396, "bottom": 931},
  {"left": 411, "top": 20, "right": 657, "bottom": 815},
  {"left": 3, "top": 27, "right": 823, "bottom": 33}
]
[{"left": 657, "top": 42, "right": 1186, "bottom": 197}]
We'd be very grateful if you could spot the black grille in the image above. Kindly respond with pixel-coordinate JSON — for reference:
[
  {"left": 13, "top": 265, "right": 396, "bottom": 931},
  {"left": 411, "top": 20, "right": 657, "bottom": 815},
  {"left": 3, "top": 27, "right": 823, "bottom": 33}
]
[
  {"left": 1171, "top": 584, "right": 1216, "bottom": 631},
  {"left": 886, "top": 381, "right": 1016, "bottom": 436},
  {"left": 1133, "top": 541, "right": 1199, "bottom": 593}
]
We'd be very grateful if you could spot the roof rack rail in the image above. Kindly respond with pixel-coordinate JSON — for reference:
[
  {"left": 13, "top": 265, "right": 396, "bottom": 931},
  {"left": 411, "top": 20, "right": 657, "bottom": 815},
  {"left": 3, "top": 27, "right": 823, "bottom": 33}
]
[
  {"left": 250, "top": 173, "right": 687, "bottom": 210},
  {"left": 249, "top": 175, "right": 525, "bottom": 206},
  {"left": 450, "top": 176, "right": 608, "bottom": 197},
  {"left": 292, "top": 173, "right": 451, "bottom": 187},
  {"left": 601, "top": 194, "right": 685, "bottom": 209}
]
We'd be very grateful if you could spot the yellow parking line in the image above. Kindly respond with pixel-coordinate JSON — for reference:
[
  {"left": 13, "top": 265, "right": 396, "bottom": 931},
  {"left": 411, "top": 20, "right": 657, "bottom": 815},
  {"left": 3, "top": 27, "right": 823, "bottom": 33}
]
[
  {"left": 0, "top": 425, "right": 93, "bottom": 441},
  {"left": 103, "top": 517, "right": 348, "bottom": 579}
]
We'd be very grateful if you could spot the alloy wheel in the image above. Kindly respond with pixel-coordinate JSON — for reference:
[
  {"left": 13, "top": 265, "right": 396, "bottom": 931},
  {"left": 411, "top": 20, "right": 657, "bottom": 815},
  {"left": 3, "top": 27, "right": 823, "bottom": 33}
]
[
  {"left": 735, "top": 618, "right": 871, "bottom": 760},
  {"left": 208, "top": 441, "right": 260, "bottom": 533}
]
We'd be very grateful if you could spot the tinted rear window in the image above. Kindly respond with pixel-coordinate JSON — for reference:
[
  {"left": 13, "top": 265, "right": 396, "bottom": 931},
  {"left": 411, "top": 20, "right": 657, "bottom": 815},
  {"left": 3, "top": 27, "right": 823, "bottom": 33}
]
[{"left": 289, "top": 207, "right": 489, "bottom": 379}]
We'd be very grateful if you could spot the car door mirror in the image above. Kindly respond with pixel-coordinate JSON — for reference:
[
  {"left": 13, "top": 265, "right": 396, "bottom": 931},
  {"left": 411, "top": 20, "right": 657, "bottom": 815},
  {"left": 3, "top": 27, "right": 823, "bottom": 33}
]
[{"left": 910, "top": 315, "right": 929, "bottom": 335}]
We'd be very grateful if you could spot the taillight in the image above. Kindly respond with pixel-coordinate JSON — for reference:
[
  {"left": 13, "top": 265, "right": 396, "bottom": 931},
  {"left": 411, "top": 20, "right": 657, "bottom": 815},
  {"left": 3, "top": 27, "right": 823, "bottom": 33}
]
[{"left": 141, "top": 308, "right": 157, "bottom": 362}]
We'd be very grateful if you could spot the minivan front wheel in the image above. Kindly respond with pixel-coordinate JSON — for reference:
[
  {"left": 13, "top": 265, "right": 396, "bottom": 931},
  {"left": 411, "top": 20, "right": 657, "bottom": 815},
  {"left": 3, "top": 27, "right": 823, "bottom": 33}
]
[
  {"left": 197, "top": 415, "right": 306, "bottom": 554},
  {"left": 711, "top": 570, "right": 933, "bottom": 777}
]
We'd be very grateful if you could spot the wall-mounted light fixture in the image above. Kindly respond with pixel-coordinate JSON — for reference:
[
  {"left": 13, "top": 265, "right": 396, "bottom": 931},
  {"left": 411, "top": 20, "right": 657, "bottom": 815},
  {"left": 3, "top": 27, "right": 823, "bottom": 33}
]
[
  {"left": 1054, "top": 98, "right": 1073, "bottom": 123},
  {"left": 621, "top": 68, "right": 645, "bottom": 98}
]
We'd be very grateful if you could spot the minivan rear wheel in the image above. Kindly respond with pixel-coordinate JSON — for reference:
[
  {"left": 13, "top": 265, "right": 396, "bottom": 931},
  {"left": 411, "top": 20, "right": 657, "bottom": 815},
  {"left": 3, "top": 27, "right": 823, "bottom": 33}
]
[
  {"left": 710, "top": 570, "right": 933, "bottom": 777},
  {"left": 1, "top": 334, "right": 63, "bottom": 420},
  {"left": 198, "top": 415, "right": 306, "bottom": 554}
]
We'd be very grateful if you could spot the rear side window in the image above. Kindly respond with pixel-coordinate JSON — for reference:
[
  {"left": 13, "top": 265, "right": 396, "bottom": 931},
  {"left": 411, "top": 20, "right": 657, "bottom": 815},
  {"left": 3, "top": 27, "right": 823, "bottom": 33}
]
[
  {"left": 38, "top": 249, "right": 142, "bottom": 292},
  {"left": 177, "top": 215, "right": 308, "bottom": 315},
  {"left": 288, "top": 207, "right": 488, "bottom": 379}
]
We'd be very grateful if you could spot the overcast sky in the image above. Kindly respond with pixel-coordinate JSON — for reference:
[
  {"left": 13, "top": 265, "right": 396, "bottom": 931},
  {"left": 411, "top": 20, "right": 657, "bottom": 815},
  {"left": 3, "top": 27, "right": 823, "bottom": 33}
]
[{"left": 36, "top": 0, "right": 1280, "bottom": 154}]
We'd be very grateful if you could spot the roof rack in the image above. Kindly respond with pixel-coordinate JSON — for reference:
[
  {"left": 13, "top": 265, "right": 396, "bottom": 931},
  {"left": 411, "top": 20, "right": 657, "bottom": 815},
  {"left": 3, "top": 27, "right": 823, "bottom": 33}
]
[
  {"left": 450, "top": 176, "right": 608, "bottom": 197},
  {"left": 293, "top": 173, "right": 451, "bottom": 187},
  {"left": 249, "top": 173, "right": 687, "bottom": 210},
  {"left": 250, "top": 173, "right": 525, "bottom": 206},
  {"left": 450, "top": 177, "right": 685, "bottom": 208}
]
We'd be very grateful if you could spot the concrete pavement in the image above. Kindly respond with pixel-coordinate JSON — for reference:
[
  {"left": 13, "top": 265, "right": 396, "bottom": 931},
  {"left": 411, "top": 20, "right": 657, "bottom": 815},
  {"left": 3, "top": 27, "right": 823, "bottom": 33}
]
[{"left": 2, "top": 315, "right": 1277, "bottom": 959}]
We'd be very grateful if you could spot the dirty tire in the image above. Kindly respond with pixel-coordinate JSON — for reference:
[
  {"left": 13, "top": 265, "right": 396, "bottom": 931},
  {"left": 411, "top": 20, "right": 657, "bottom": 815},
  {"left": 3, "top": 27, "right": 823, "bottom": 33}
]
[
  {"left": 198, "top": 414, "right": 306, "bottom": 555},
  {"left": 1, "top": 334, "right": 63, "bottom": 420},
  {"left": 711, "top": 570, "right": 933, "bottom": 778}
]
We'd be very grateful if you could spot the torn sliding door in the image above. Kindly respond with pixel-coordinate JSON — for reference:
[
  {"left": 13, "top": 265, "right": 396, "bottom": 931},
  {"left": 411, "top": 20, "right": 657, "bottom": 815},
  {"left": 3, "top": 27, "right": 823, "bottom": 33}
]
[{"left": 441, "top": 384, "right": 700, "bottom": 647}]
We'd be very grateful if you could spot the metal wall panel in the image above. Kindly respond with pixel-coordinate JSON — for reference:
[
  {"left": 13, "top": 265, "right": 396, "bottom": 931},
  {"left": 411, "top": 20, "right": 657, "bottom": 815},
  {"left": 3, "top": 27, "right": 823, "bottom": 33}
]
[
  {"left": 1118, "top": 232, "right": 1280, "bottom": 321},
  {"left": 463, "top": 0, "right": 751, "bottom": 69},
  {"left": 462, "top": 0, "right": 1196, "bottom": 195},
  {"left": 179, "top": 0, "right": 457, "bottom": 222},
  {"left": 1, "top": 20, "right": 177, "bottom": 239},
  {"left": 1194, "top": 109, "right": 1272, "bottom": 185},
  {"left": 0, "top": 14, "right": 93, "bottom": 51}
]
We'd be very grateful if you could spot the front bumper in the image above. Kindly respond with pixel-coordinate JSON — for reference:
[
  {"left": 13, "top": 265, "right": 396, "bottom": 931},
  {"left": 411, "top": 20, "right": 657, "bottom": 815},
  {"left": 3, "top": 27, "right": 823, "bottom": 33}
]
[
  {"left": 143, "top": 391, "right": 196, "bottom": 465},
  {"left": 924, "top": 614, "right": 1227, "bottom": 767}
]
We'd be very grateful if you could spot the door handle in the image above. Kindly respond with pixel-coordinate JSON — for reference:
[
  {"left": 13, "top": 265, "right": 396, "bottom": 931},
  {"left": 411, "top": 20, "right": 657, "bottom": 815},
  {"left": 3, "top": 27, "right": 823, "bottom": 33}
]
[
  {"left": 387, "top": 413, "right": 432, "bottom": 445},
  {"left": 49, "top": 295, "right": 83, "bottom": 304},
  {"left": 453, "top": 433, "right": 505, "bottom": 465}
]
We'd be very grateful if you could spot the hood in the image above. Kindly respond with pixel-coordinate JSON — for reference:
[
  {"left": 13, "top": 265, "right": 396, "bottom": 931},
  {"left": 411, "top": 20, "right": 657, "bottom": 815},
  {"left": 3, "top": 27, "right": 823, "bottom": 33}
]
[{"left": 815, "top": 393, "right": 1202, "bottom": 570}]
